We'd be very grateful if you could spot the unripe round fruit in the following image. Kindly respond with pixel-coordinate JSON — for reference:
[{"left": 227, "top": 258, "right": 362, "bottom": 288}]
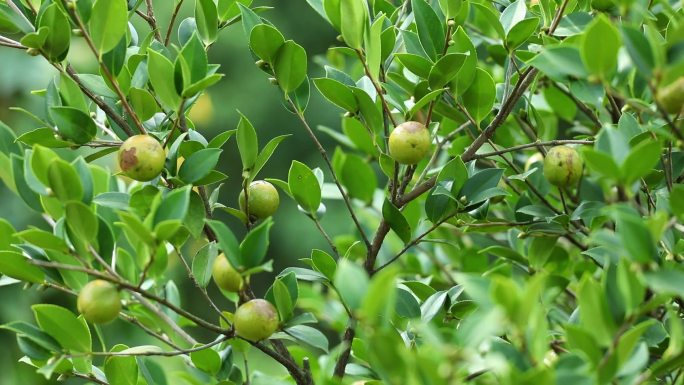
[
  {"left": 234, "top": 299, "right": 279, "bottom": 341},
  {"left": 239, "top": 181, "right": 280, "bottom": 219},
  {"left": 212, "top": 253, "right": 243, "bottom": 292},
  {"left": 118, "top": 135, "right": 166, "bottom": 181},
  {"left": 657, "top": 77, "right": 684, "bottom": 115},
  {"left": 388, "top": 121, "right": 431, "bottom": 165},
  {"left": 543, "top": 146, "right": 583, "bottom": 188},
  {"left": 77, "top": 280, "right": 121, "bottom": 324}
]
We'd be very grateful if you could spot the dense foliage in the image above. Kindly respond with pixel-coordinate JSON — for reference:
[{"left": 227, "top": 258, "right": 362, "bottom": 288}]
[{"left": 0, "top": 0, "right": 683, "bottom": 384}]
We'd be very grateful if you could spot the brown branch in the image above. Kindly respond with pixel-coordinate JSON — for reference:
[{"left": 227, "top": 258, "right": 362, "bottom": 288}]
[{"left": 165, "top": 0, "right": 186, "bottom": 46}]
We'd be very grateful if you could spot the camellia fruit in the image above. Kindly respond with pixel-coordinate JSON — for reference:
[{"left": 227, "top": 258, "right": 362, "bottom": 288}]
[
  {"left": 239, "top": 180, "right": 280, "bottom": 219},
  {"left": 234, "top": 299, "right": 279, "bottom": 341},
  {"left": 543, "top": 146, "right": 583, "bottom": 188},
  {"left": 657, "top": 77, "right": 684, "bottom": 115},
  {"left": 212, "top": 253, "right": 243, "bottom": 292},
  {"left": 77, "top": 280, "right": 122, "bottom": 324},
  {"left": 118, "top": 135, "right": 166, "bottom": 181},
  {"left": 388, "top": 121, "right": 431, "bottom": 165}
]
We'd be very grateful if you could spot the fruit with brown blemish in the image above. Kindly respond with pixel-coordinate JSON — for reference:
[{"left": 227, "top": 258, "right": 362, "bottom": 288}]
[
  {"left": 388, "top": 121, "right": 431, "bottom": 165},
  {"left": 234, "top": 299, "right": 279, "bottom": 341},
  {"left": 239, "top": 180, "right": 280, "bottom": 219},
  {"left": 77, "top": 280, "right": 121, "bottom": 324},
  {"left": 212, "top": 253, "right": 243, "bottom": 292},
  {"left": 657, "top": 77, "right": 684, "bottom": 115},
  {"left": 543, "top": 146, "right": 583, "bottom": 187},
  {"left": 118, "top": 135, "right": 166, "bottom": 182}
]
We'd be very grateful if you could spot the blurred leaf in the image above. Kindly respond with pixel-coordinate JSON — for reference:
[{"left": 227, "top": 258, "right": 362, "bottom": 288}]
[
  {"left": 581, "top": 14, "right": 620, "bottom": 79},
  {"left": 105, "top": 344, "right": 139, "bottom": 385},
  {"left": 334, "top": 259, "right": 368, "bottom": 310}
]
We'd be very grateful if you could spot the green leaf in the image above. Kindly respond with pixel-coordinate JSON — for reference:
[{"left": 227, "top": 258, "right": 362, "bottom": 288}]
[
  {"left": 38, "top": 4, "right": 70, "bottom": 61},
  {"left": 528, "top": 45, "right": 588, "bottom": 81},
  {"left": 237, "top": 113, "right": 258, "bottom": 172},
  {"left": 0, "top": 251, "right": 44, "bottom": 284},
  {"left": 311, "top": 249, "right": 336, "bottom": 280},
  {"left": 129, "top": 88, "right": 158, "bottom": 121},
  {"left": 382, "top": 199, "right": 412, "bottom": 244},
  {"left": 155, "top": 186, "right": 192, "bottom": 225},
  {"left": 462, "top": 68, "right": 495, "bottom": 125},
  {"left": 288, "top": 161, "right": 321, "bottom": 214},
  {"left": 206, "top": 220, "right": 242, "bottom": 269},
  {"left": 578, "top": 275, "right": 616, "bottom": 347},
  {"left": 340, "top": 153, "right": 376, "bottom": 203},
  {"left": 428, "top": 53, "right": 467, "bottom": 89},
  {"left": 105, "top": 344, "right": 139, "bottom": 385},
  {"left": 360, "top": 266, "right": 398, "bottom": 327},
  {"left": 240, "top": 218, "right": 273, "bottom": 267},
  {"left": 621, "top": 25, "right": 654, "bottom": 77},
  {"left": 580, "top": 14, "right": 620, "bottom": 79},
  {"left": 50, "top": 106, "right": 97, "bottom": 145},
  {"left": 196, "top": 0, "right": 219, "bottom": 44},
  {"left": 89, "top": 0, "right": 128, "bottom": 54},
  {"left": 395, "top": 53, "right": 433, "bottom": 79},
  {"left": 459, "top": 168, "right": 504, "bottom": 205},
  {"left": 506, "top": 17, "right": 538, "bottom": 50},
  {"left": 411, "top": 0, "right": 444, "bottom": 60},
  {"left": 583, "top": 149, "right": 621, "bottom": 179},
  {"left": 250, "top": 24, "right": 285, "bottom": 62},
  {"left": 500, "top": 0, "right": 526, "bottom": 33},
  {"left": 333, "top": 259, "right": 368, "bottom": 311},
  {"left": 274, "top": 40, "right": 308, "bottom": 93},
  {"left": 0, "top": 321, "right": 60, "bottom": 352},
  {"left": 190, "top": 343, "right": 221, "bottom": 374},
  {"left": 620, "top": 140, "right": 661, "bottom": 184},
  {"left": 612, "top": 206, "right": 657, "bottom": 263},
  {"left": 48, "top": 159, "right": 84, "bottom": 202},
  {"left": 32, "top": 304, "right": 91, "bottom": 352},
  {"left": 192, "top": 242, "right": 219, "bottom": 288},
  {"left": 643, "top": 269, "right": 684, "bottom": 299},
  {"left": 284, "top": 325, "right": 329, "bottom": 352},
  {"left": 313, "top": 78, "right": 358, "bottom": 111},
  {"left": 15, "top": 229, "right": 69, "bottom": 252},
  {"left": 30, "top": 145, "right": 58, "bottom": 187},
  {"left": 340, "top": 0, "right": 367, "bottom": 50},
  {"left": 178, "top": 148, "right": 223, "bottom": 183},
  {"left": 177, "top": 33, "right": 209, "bottom": 90},
  {"left": 273, "top": 279, "right": 294, "bottom": 321},
  {"left": 148, "top": 50, "right": 181, "bottom": 111},
  {"left": 66, "top": 201, "right": 99, "bottom": 243}
]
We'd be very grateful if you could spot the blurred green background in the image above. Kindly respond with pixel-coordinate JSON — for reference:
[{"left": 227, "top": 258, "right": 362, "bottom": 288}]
[{"left": 0, "top": 1, "right": 348, "bottom": 383}]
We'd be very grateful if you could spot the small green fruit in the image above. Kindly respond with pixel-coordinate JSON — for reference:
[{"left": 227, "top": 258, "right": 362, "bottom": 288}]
[
  {"left": 657, "top": 77, "right": 684, "bottom": 115},
  {"left": 77, "top": 280, "right": 121, "bottom": 324},
  {"left": 543, "top": 146, "right": 583, "bottom": 188},
  {"left": 234, "top": 299, "right": 279, "bottom": 341},
  {"left": 118, "top": 135, "right": 166, "bottom": 182},
  {"left": 212, "top": 253, "right": 243, "bottom": 292},
  {"left": 388, "top": 121, "right": 431, "bottom": 165},
  {"left": 239, "top": 180, "right": 280, "bottom": 219}
]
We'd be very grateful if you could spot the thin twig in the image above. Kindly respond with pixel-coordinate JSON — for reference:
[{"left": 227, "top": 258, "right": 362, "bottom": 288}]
[{"left": 290, "top": 101, "right": 372, "bottom": 250}]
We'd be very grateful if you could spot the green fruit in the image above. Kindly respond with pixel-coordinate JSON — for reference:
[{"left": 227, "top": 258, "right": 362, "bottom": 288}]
[
  {"left": 118, "top": 135, "right": 166, "bottom": 182},
  {"left": 388, "top": 121, "right": 431, "bottom": 165},
  {"left": 234, "top": 299, "right": 279, "bottom": 341},
  {"left": 657, "top": 77, "right": 684, "bottom": 115},
  {"left": 212, "top": 253, "right": 243, "bottom": 292},
  {"left": 77, "top": 280, "right": 121, "bottom": 324},
  {"left": 239, "top": 180, "right": 280, "bottom": 219},
  {"left": 543, "top": 146, "right": 583, "bottom": 188}
]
